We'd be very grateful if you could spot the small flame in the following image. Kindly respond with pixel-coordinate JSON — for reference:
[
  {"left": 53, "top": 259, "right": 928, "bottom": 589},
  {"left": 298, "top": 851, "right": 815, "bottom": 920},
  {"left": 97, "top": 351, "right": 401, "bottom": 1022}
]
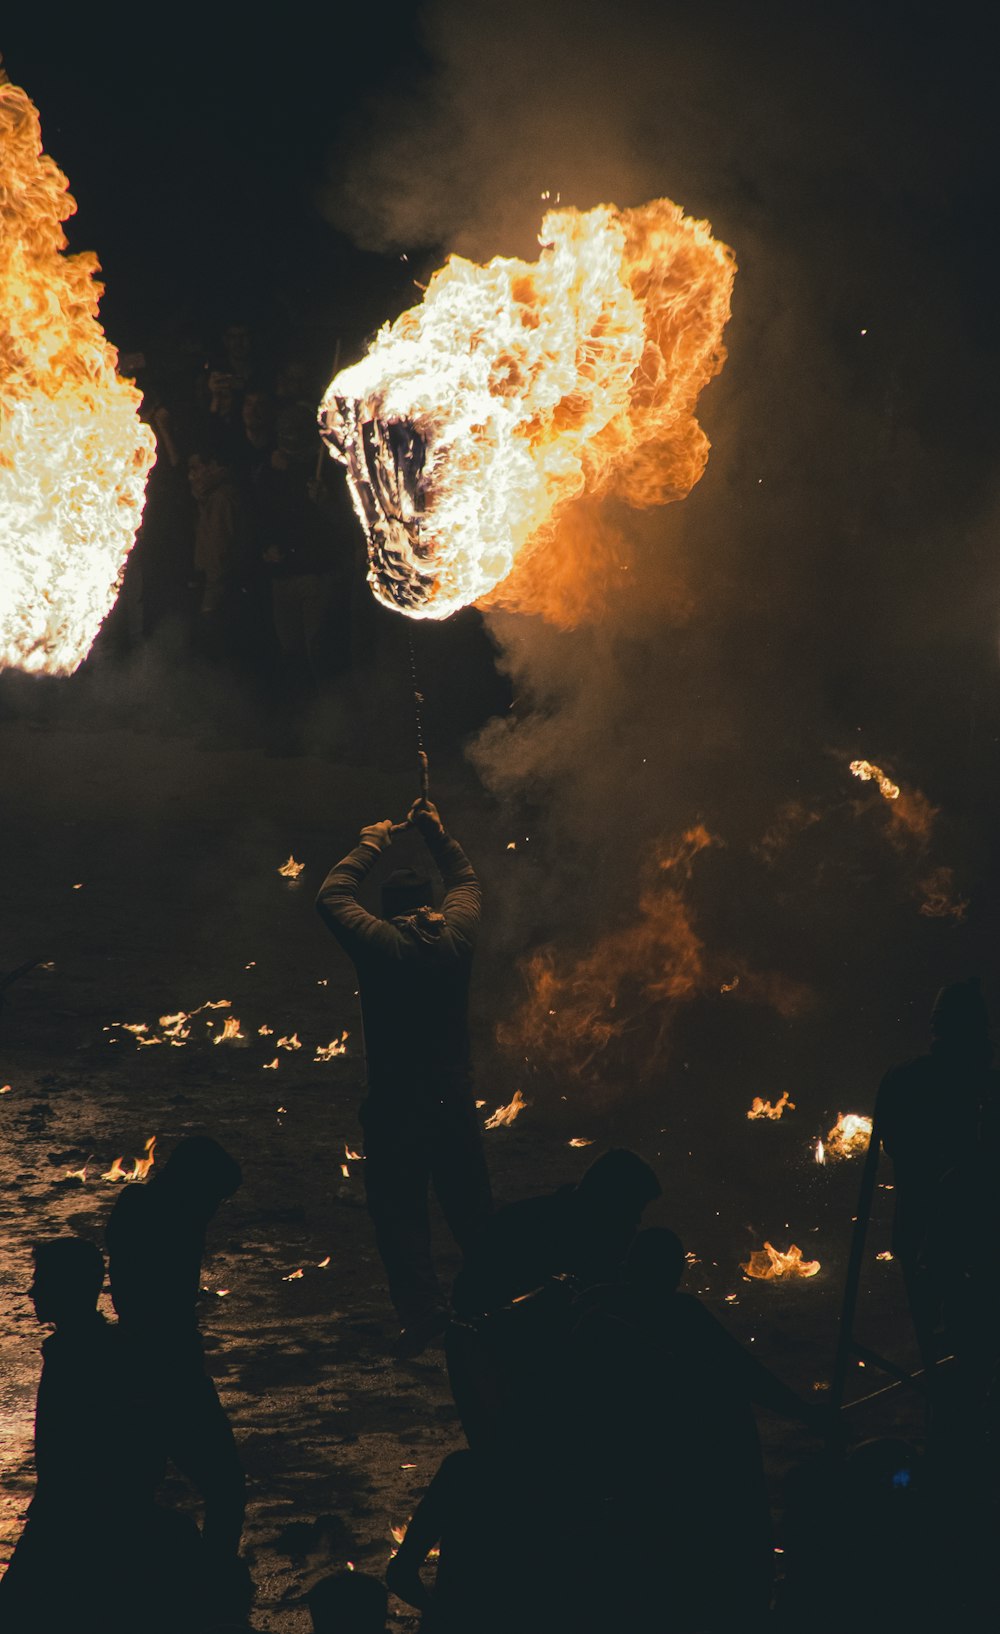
[
  {"left": 213, "top": 1016, "right": 244, "bottom": 1045},
  {"left": 282, "top": 1268, "right": 304, "bottom": 1281},
  {"left": 815, "top": 1138, "right": 825, "bottom": 1165},
  {"left": 876, "top": 1250, "right": 893, "bottom": 1261},
  {"left": 850, "top": 760, "right": 900, "bottom": 801},
  {"left": 747, "top": 1091, "right": 795, "bottom": 1121},
  {"left": 740, "top": 1242, "right": 821, "bottom": 1281},
  {"left": 484, "top": 1089, "right": 528, "bottom": 1129},
  {"left": 344, "top": 1143, "right": 362, "bottom": 1162},
  {"left": 568, "top": 1137, "right": 594, "bottom": 1147},
  {"left": 824, "top": 1112, "right": 873, "bottom": 1161},
  {"left": 318, "top": 1256, "right": 331, "bottom": 1268},
  {"left": 263, "top": 1058, "right": 279, "bottom": 1070},
  {"left": 276, "top": 1032, "right": 302, "bottom": 1051},
  {"left": 315, "top": 1031, "right": 349, "bottom": 1061},
  {"left": 102, "top": 1136, "right": 156, "bottom": 1184},
  {"left": 278, "top": 856, "right": 305, "bottom": 879}
]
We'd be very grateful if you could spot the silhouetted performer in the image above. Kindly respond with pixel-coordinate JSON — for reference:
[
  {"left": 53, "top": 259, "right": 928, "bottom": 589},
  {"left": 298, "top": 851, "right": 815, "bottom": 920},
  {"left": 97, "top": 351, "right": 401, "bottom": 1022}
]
[
  {"left": 0, "top": 1239, "right": 188, "bottom": 1634},
  {"left": 316, "top": 797, "right": 492, "bottom": 1356},
  {"left": 876, "top": 978, "right": 1000, "bottom": 1371},
  {"left": 105, "top": 1136, "right": 247, "bottom": 1597},
  {"left": 307, "top": 1570, "right": 387, "bottom": 1633}
]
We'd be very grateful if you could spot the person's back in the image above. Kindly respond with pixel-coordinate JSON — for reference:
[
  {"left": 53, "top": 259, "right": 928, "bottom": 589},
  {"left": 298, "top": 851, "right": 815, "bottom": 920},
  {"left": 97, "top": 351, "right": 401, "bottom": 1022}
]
[{"left": 106, "top": 1173, "right": 206, "bottom": 1363}]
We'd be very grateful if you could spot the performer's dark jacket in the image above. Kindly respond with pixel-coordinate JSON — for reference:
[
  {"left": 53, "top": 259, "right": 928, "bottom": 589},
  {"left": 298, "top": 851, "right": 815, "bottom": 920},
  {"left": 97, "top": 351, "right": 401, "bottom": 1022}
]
[{"left": 315, "top": 831, "right": 481, "bottom": 1111}]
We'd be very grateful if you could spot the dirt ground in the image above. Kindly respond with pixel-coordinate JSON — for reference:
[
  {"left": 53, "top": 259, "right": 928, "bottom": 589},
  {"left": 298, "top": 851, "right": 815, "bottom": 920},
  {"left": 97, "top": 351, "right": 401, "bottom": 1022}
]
[{"left": 0, "top": 699, "right": 926, "bottom": 1629}]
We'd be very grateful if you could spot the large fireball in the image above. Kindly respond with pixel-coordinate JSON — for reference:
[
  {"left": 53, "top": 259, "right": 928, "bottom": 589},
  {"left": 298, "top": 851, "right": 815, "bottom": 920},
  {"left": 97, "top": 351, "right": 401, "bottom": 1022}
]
[
  {"left": 319, "top": 199, "right": 735, "bottom": 621},
  {"left": 0, "top": 74, "right": 155, "bottom": 676}
]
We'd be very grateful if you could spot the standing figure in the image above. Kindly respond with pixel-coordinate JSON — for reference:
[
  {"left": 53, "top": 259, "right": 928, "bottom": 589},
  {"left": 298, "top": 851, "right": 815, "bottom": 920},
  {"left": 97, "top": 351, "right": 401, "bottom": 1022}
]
[
  {"left": 316, "top": 798, "right": 492, "bottom": 1356},
  {"left": 876, "top": 978, "right": 999, "bottom": 1370},
  {"left": 0, "top": 1239, "right": 180, "bottom": 1633},
  {"left": 105, "top": 1135, "right": 248, "bottom": 1613}
]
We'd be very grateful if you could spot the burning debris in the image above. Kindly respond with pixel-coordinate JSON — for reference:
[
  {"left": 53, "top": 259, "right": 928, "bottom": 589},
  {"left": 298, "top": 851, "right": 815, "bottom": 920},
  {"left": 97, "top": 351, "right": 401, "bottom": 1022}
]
[
  {"left": 102, "top": 1136, "right": 156, "bottom": 1184},
  {"left": 319, "top": 199, "right": 734, "bottom": 622},
  {"left": 568, "top": 1137, "right": 595, "bottom": 1148},
  {"left": 276, "top": 1033, "right": 302, "bottom": 1051},
  {"left": 213, "top": 1016, "right": 245, "bottom": 1045},
  {"left": 315, "top": 1032, "right": 350, "bottom": 1061},
  {"left": 278, "top": 856, "right": 305, "bottom": 879},
  {"left": 0, "top": 72, "right": 155, "bottom": 675},
  {"left": 747, "top": 1092, "right": 795, "bottom": 1121},
  {"left": 821, "top": 1112, "right": 873, "bottom": 1161},
  {"left": 484, "top": 1089, "right": 528, "bottom": 1129},
  {"left": 740, "top": 1242, "right": 821, "bottom": 1281},
  {"left": 849, "top": 760, "right": 900, "bottom": 802}
]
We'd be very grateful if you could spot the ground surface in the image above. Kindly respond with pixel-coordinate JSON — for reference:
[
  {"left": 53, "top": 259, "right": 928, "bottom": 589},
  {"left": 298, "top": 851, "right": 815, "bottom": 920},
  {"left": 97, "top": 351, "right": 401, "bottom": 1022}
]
[{"left": 0, "top": 698, "right": 925, "bottom": 1629}]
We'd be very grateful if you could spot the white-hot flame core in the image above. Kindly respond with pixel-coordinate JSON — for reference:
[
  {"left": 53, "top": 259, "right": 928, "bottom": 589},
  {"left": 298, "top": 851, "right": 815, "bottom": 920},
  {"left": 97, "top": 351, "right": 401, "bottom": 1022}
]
[
  {"left": 320, "top": 199, "right": 734, "bottom": 620},
  {"left": 0, "top": 78, "right": 155, "bottom": 675}
]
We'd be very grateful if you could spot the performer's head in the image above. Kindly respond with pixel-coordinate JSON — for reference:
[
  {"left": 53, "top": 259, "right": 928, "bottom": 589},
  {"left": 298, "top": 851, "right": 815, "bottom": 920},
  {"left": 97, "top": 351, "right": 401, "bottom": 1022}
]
[{"left": 381, "top": 868, "right": 434, "bottom": 920}]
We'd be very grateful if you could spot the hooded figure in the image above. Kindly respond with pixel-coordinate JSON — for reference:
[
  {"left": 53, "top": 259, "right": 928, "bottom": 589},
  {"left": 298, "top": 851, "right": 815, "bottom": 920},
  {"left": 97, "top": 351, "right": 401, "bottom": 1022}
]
[
  {"left": 875, "top": 977, "right": 999, "bottom": 1369},
  {"left": 316, "top": 797, "right": 492, "bottom": 1356}
]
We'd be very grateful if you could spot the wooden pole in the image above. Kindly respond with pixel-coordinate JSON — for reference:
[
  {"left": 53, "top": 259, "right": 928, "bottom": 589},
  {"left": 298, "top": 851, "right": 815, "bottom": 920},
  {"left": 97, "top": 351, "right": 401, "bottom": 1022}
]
[{"left": 830, "top": 1109, "right": 883, "bottom": 1418}]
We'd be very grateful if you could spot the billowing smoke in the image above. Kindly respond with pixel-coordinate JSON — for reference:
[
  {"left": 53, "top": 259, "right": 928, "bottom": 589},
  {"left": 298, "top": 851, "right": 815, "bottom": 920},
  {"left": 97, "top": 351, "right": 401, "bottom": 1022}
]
[{"left": 324, "top": 0, "right": 996, "bottom": 1102}]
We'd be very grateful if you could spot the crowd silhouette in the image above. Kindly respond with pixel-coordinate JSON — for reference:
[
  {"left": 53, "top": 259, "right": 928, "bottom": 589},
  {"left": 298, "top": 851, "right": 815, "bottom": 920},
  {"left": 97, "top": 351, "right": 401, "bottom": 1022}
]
[{"left": 2, "top": 789, "right": 997, "bottom": 1633}]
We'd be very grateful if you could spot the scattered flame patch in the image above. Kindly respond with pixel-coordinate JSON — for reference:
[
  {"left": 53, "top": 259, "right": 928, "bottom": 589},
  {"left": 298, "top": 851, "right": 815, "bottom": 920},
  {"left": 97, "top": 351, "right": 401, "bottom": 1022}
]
[
  {"left": 213, "top": 1016, "right": 244, "bottom": 1045},
  {"left": 320, "top": 198, "right": 734, "bottom": 624},
  {"left": 0, "top": 74, "right": 156, "bottom": 674},
  {"left": 740, "top": 1242, "right": 821, "bottom": 1281},
  {"left": 276, "top": 1032, "right": 302, "bottom": 1051},
  {"left": 278, "top": 856, "right": 305, "bottom": 879},
  {"left": 850, "top": 760, "right": 900, "bottom": 801},
  {"left": 747, "top": 1092, "right": 795, "bottom": 1121},
  {"left": 102, "top": 1136, "right": 156, "bottom": 1184},
  {"left": 315, "top": 1032, "right": 349, "bottom": 1061},
  {"left": 484, "top": 1089, "right": 528, "bottom": 1129},
  {"left": 823, "top": 1112, "right": 872, "bottom": 1161}
]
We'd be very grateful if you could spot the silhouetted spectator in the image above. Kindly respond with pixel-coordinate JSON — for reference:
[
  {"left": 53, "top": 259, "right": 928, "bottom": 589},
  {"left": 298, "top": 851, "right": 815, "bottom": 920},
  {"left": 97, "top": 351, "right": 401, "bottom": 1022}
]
[
  {"left": 386, "top": 1450, "right": 526, "bottom": 1634},
  {"left": 566, "top": 1228, "right": 820, "bottom": 1632},
  {"left": 0, "top": 1239, "right": 193, "bottom": 1634},
  {"left": 307, "top": 1570, "right": 387, "bottom": 1633},
  {"left": 106, "top": 1136, "right": 247, "bottom": 1612},
  {"left": 876, "top": 978, "right": 1000, "bottom": 1371},
  {"left": 256, "top": 402, "right": 345, "bottom": 689},
  {"left": 316, "top": 798, "right": 492, "bottom": 1356},
  {"left": 239, "top": 385, "right": 276, "bottom": 479},
  {"left": 775, "top": 1440, "right": 937, "bottom": 1632},
  {"left": 445, "top": 1150, "right": 659, "bottom": 1449},
  {"left": 453, "top": 1148, "right": 660, "bottom": 1318},
  {"left": 188, "top": 431, "right": 261, "bottom": 669}
]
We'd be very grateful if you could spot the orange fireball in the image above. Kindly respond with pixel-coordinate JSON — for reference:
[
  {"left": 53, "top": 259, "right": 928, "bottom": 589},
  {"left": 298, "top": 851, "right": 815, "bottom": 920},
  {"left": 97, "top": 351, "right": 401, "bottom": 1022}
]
[
  {"left": 0, "top": 74, "right": 155, "bottom": 674},
  {"left": 320, "top": 199, "right": 734, "bottom": 622}
]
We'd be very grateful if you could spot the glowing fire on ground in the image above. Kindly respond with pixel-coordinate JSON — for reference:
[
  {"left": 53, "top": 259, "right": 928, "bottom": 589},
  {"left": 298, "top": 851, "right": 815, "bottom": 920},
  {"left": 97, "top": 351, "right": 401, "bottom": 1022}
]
[
  {"left": 315, "top": 1032, "right": 349, "bottom": 1061},
  {"left": 102, "top": 1136, "right": 156, "bottom": 1183},
  {"left": 320, "top": 199, "right": 734, "bottom": 623},
  {"left": 213, "top": 1016, "right": 244, "bottom": 1045},
  {"left": 740, "top": 1242, "right": 821, "bottom": 1281},
  {"left": 484, "top": 1088, "right": 528, "bottom": 1129},
  {"left": 747, "top": 1092, "right": 795, "bottom": 1121},
  {"left": 278, "top": 856, "right": 305, "bottom": 879},
  {"left": 0, "top": 74, "right": 155, "bottom": 675},
  {"left": 822, "top": 1112, "right": 873, "bottom": 1161}
]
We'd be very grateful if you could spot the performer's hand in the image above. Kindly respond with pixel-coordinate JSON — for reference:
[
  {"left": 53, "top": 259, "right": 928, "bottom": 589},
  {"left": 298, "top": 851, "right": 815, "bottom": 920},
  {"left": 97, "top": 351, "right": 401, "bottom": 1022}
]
[
  {"left": 359, "top": 820, "right": 394, "bottom": 852},
  {"left": 408, "top": 798, "right": 444, "bottom": 839}
]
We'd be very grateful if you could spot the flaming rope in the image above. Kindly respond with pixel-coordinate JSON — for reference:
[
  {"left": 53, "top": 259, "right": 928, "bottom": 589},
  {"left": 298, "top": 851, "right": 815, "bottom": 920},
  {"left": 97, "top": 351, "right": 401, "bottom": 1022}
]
[
  {"left": 0, "top": 72, "right": 155, "bottom": 675},
  {"left": 320, "top": 199, "right": 734, "bottom": 622}
]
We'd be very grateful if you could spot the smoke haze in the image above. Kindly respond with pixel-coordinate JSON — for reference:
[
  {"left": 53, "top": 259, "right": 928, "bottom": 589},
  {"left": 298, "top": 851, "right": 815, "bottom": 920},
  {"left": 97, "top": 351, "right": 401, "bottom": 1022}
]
[{"left": 323, "top": 0, "right": 999, "bottom": 1099}]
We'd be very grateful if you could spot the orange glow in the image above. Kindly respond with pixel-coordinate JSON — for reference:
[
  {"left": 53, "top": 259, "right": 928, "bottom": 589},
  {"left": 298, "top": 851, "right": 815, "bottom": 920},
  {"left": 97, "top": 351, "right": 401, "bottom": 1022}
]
[
  {"left": 278, "top": 856, "right": 305, "bottom": 879},
  {"left": 498, "top": 827, "right": 713, "bottom": 1087},
  {"left": 824, "top": 1112, "right": 872, "bottom": 1161},
  {"left": 315, "top": 1032, "right": 349, "bottom": 1061},
  {"left": 747, "top": 1091, "right": 795, "bottom": 1121},
  {"left": 849, "top": 760, "right": 899, "bottom": 801},
  {"left": 276, "top": 1032, "right": 302, "bottom": 1051},
  {"left": 102, "top": 1136, "right": 156, "bottom": 1184},
  {"left": 740, "top": 1242, "right": 820, "bottom": 1281},
  {"left": 484, "top": 1088, "right": 528, "bottom": 1129},
  {"left": 0, "top": 75, "right": 155, "bottom": 674},
  {"left": 213, "top": 1016, "right": 244, "bottom": 1044},
  {"left": 320, "top": 199, "right": 734, "bottom": 623}
]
